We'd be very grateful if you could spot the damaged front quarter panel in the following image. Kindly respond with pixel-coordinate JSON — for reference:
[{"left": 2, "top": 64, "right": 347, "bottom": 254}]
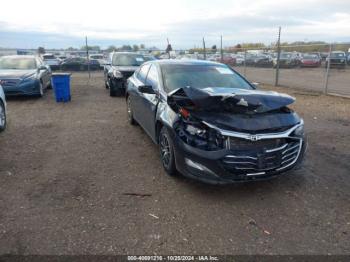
[{"left": 166, "top": 86, "right": 301, "bottom": 150}]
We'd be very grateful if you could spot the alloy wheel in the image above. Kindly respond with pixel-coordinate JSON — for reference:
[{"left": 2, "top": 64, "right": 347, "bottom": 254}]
[
  {"left": 160, "top": 133, "right": 171, "bottom": 167},
  {"left": 0, "top": 103, "right": 6, "bottom": 130}
]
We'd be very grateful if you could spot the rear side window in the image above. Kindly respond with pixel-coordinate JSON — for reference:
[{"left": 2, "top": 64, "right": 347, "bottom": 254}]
[{"left": 137, "top": 64, "right": 151, "bottom": 82}]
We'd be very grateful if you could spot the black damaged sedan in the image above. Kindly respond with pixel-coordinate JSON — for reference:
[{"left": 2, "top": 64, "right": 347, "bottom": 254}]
[{"left": 126, "top": 60, "right": 306, "bottom": 184}]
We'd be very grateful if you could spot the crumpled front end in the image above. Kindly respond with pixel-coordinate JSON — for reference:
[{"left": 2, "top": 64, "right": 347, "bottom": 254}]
[{"left": 168, "top": 86, "right": 307, "bottom": 184}]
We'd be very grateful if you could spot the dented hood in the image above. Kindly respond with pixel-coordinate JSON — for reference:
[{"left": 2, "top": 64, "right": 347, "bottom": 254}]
[{"left": 167, "top": 86, "right": 295, "bottom": 114}]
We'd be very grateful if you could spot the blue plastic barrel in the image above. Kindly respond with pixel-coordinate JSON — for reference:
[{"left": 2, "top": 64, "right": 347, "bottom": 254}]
[{"left": 51, "top": 73, "right": 71, "bottom": 102}]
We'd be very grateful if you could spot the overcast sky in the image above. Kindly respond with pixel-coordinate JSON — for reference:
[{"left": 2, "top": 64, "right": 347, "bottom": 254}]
[{"left": 0, "top": 0, "right": 349, "bottom": 49}]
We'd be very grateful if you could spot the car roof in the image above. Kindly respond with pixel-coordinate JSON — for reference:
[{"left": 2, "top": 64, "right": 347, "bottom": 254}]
[
  {"left": 1, "top": 55, "right": 37, "bottom": 59},
  {"left": 113, "top": 52, "right": 142, "bottom": 55},
  {"left": 147, "top": 59, "right": 224, "bottom": 66}
]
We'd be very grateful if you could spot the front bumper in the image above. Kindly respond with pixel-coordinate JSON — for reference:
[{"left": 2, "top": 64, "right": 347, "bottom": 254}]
[
  {"left": 173, "top": 130, "right": 307, "bottom": 184},
  {"left": 3, "top": 80, "right": 41, "bottom": 96}
]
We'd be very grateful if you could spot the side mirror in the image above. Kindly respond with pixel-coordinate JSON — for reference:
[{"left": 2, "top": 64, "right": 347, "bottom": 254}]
[
  {"left": 252, "top": 82, "right": 260, "bottom": 89},
  {"left": 138, "top": 85, "right": 155, "bottom": 94}
]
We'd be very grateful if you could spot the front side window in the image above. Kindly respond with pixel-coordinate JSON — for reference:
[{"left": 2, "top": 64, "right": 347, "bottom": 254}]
[
  {"left": 0, "top": 57, "right": 37, "bottom": 70},
  {"left": 146, "top": 64, "right": 159, "bottom": 88},
  {"left": 137, "top": 64, "right": 151, "bottom": 82},
  {"left": 161, "top": 64, "right": 253, "bottom": 93}
]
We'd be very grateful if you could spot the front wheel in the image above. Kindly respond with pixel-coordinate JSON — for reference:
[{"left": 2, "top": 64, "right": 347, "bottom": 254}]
[
  {"left": 159, "top": 126, "right": 177, "bottom": 176},
  {"left": 37, "top": 81, "right": 44, "bottom": 97},
  {"left": 0, "top": 101, "right": 6, "bottom": 132},
  {"left": 109, "top": 80, "right": 124, "bottom": 97}
]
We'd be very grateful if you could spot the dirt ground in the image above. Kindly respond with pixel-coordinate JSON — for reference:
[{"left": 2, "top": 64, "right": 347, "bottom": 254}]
[{"left": 0, "top": 72, "right": 349, "bottom": 255}]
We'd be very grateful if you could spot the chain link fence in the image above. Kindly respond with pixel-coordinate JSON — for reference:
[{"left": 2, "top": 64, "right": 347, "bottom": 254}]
[{"left": 1, "top": 42, "right": 349, "bottom": 97}]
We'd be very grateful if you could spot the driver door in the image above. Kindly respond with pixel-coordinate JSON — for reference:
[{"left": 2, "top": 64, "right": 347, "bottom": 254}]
[{"left": 136, "top": 64, "right": 160, "bottom": 139}]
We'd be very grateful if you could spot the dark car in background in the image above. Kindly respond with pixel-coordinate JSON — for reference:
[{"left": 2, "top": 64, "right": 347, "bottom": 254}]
[
  {"left": 252, "top": 54, "right": 273, "bottom": 67},
  {"left": 0, "top": 55, "right": 52, "bottom": 97},
  {"left": 105, "top": 52, "right": 147, "bottom": 96},
  {"left": 273, "top": 52, "right": 299, "bottom": 68},
  {"left": 126, "top": 60, "right": 306, "bottom": 184},
  {"left": 300, "top": 54, "right": 321, "bottom": 67},
  {"left": 60, "top": 57, "right": 100, "bottom": 71},
  {"left": 326, "top": 51, "right": 347, "bottom": 68}
]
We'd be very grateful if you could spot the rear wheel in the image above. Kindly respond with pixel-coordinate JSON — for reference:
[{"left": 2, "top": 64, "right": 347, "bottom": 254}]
[
  {"left": 159, "top": 126, "right": 177, "bottom": 176},
  {"left": 0, "top": 101, "right": 6, "bottom": 132},
  {"left": 126, "top": 96, "right": 136, "bottom": 125}
]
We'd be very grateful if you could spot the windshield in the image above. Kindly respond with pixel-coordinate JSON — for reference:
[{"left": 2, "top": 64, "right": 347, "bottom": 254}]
[
  {"left": 162, "top": 64, "right": 252, "bottom": 93},
  {"left": 280, "top": 53, "right": 292, "bottom": 59},
  {"left": 303, "top": 55, "right": 318, "bottom": 59},
  {"left": 112, "top": 54, "right": 145, "bottom": 66},
  {"left": 43, "top": 55, "right": 55, "bottom": 59},
  {"left": 90, "top": 55, "right": 104, "bottom": 59},
  {"left": 331, "top": 52, "right": 345, "bottom": 58},
  {"left": 0, "top": 57, "right": 37, "bottom": 70}
]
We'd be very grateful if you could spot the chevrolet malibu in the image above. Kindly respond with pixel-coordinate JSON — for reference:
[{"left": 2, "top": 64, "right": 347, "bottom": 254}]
[
  {"left": 126, "top": 60, "right": 306, "bottom": 184},
  {"left": 0, "top": 55, "right": 52, "bottom": 97}
]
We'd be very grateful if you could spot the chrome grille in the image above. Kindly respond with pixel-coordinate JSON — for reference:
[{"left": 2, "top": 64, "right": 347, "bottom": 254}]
[{"left": 222, "top": 138, "right": 302, "bottom": 174}]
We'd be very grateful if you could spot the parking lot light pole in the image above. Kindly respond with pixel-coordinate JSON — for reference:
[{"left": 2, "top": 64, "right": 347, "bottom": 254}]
[
  {"left": 85, "top": 36, "right": 90, "bottom": 79},
  {"left": 203, "top": 37, "right": 206, "bottom": 60},
  {"left": 324, "top": 43, "right": 332, "bottom": 94},
  {"left": 274, "top": 26, "right": 281, "bottom": 86},
  {"left": 243, "top": 49, "right": 247, "bottom": 77},
  {"left": 220, "top": 35, "right": 223, "bottom": 63}
]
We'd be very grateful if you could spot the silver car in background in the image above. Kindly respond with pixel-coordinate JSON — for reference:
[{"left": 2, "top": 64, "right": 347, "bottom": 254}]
[{"left": 0, "top": 84, "right": 6, "bottom": 132}]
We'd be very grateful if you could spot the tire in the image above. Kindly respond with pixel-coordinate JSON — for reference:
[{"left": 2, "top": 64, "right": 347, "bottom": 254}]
[
  {"left": 126, "top": 96, "right": 136, "bottom": 125},
  {"left": 109, "top": 85, "right": 117, "bottom": 97},
  {"left": 47, "top": 78, "right": 53, "bottom": 89},
  {"left": 0, "top": 101, "right": 6, "bottom": 132},
  {"left": 159, "top": 126, "right": 177, "bottom": 176},
  {"left": 109, "top": 80, "right": 124, "bottom": 97},
  {"left": 37, "top": 81, "right": 44, "bottom": 97}
]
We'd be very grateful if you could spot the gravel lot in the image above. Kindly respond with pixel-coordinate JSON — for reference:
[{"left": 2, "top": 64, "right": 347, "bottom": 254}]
[
  {"left": 233, "top": 66, "right": 350, "bottom": 97},
  {"left": 0, "top": 72, "right": 349, "bottom": 255}
]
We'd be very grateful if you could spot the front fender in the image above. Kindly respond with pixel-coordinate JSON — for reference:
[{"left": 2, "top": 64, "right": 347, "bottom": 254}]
[{"left": 155, "top": 101, "right": 179, "bottom": 141}]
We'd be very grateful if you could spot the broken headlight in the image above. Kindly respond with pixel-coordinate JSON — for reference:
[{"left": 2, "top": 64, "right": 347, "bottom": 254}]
[
  {"left": 293, "top": 121, "right": 304, "bottom": 137},
  {"left": 175, "top": 119, "right": 224, "bottom": 151}
]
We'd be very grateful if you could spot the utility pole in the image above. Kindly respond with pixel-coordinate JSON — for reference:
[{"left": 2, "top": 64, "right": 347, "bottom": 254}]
[
  {"left": 85, "top": 36, "right": 90, "bottom": 79},
  {"left": 274, "top": 26, "right": 281, "bottom": 86},
  {"left": 324, "top": 43, "right": 332, "bottom": 94},
  {"left": 203, "top": 37, "right": 206, "bottom": 60},
  {"left": 220, "top": 35, "right": 223, "bottom": 63},
  {"left": 167, "top": 38, "right": 171, "bottom": 59}
]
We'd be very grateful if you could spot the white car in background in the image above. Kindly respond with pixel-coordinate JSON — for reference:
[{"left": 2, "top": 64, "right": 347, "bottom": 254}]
[
  {"left": 89, "top": 54, "right": 107, "bottom": 68},
  {"left": 41, "top": 54, "right": 61, "bottom": 70},
  {"left": 0, "top": 84, "right": 6, "bottom": 132}
]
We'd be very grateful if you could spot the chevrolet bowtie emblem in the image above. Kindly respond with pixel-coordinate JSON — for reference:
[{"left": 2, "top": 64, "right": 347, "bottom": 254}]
[{"left": 248, "top": 134, "right": 261, "bottom": 141}]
